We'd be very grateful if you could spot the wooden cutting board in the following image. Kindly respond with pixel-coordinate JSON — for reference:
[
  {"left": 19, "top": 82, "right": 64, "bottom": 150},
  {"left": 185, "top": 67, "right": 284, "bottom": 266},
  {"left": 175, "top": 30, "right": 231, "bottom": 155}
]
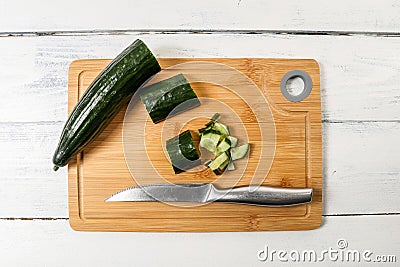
[{"left": 68, "top": 58, "right": 322, "bottom": 232}]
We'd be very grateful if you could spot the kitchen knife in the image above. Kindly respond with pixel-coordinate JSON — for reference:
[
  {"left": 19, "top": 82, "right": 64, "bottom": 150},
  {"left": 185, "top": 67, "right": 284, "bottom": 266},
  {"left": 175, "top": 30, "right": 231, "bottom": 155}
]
[{"left": 105, "top": 183, "right": 312, "bottom": 206}]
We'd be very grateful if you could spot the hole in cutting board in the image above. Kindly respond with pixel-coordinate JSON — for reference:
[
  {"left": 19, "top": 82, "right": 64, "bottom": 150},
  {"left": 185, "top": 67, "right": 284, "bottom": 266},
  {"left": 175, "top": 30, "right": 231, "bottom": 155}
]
[
  {"left": 285, "top": 76, "right": 305, "bottom": 96},
  {"left": 280, "top": 70, "right": 313, "bottom": 102}
]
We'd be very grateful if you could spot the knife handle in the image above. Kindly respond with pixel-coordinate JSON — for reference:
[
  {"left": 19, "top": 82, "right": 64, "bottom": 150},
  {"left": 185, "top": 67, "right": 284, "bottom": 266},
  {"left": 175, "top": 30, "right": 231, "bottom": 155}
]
[{"left": 210, "top": 186, "right": 312, "bottom": 206}]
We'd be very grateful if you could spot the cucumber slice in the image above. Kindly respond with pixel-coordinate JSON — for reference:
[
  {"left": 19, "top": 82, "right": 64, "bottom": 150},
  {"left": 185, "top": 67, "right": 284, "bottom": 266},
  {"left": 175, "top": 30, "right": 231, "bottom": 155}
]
[
  {"left": 231, "top": 144, "right": 250, "bottom": 160},
  {"left": 208, "top": 152, "right": 229, "bottom": 171},
  {"left": 198, "top": 126, "right": 211, "bottom": 135},
  {"left": 213, "top": 158, "right": 230, "bottom": 175},
  {"left": 227, "top": 136, "right": 238, "bottom": 147},
  {"left": 204, "top": 159, "right": 213, "bottom": 167},
  {"left": 227, "top": 161, "right": 235, "bottom": 171},
  {"left": 199, "top": 132, "right": 221, "bottom": 154},
  {"left": 216, "top": 138, "right": 231, "bottom": 154},
  {"left": 219, "top": 158, "right": 230, "bottom": 169},
  {"left": 212, "top": 168, "right": 224, "bottom": 175},
  {"left": 211, "top": 113, "right": 221, "bottom": 121},
  {"left": 199, "top": 128, "right": 221, "bottom": 136},
  {"left": 213, "top": 122, "right": 230, "bottom": 136},
  {"left": 199, "top": 113, "right": 221, "bottom": 135}
]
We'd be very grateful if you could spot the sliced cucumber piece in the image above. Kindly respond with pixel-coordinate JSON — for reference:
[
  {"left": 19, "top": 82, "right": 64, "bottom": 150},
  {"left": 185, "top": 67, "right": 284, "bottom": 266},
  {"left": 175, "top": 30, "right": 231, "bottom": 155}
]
[
  {"left": 231, "top": 144, "right": 250, "bottom": 161},
  {"left": 199, "top": 132, "right": 221, "bottom": 154},
  {"left": 212, "top": 168, "right": 224, "bottom": 175},
  {"left": 213, "top": 122, "right": 230, "bottom": 136},
  {"left": 211, "top": 113, "right": 221, "bottom": 121},
  {"left": 216, "top": 138, "right": 231, "bottom": 154},
  {"left": 199, "top": 128, "right": 221, "bottom": 136},
  {"left": 213, "top": 158, "right": 230, "bottom": 175},
  {"left": 227, "top": 136, "right": 238, "bottom": 147},
  {"left": 219, "top": 158, "right": 230, "bottom": 169},
  {"left": 198, "top": 126, "right": 211, "bottom": 135},
  {"left": 208, "top": 152, "right": 229, "bottom": 171},
  {"left": 199, "top": 113, "right": 220, "bottom": 135},
  {"left": 227, "top": 161, "right": 235, "bottom": 171},
  {"left": 204, "top": 159, "right": 212, "bottom": 167}
]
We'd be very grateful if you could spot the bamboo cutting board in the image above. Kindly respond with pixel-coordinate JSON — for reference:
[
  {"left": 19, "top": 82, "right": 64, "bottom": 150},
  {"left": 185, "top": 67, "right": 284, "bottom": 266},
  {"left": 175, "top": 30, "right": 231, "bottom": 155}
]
[{"left": 68, "top": 58, "right": 322, "bottom": 232}]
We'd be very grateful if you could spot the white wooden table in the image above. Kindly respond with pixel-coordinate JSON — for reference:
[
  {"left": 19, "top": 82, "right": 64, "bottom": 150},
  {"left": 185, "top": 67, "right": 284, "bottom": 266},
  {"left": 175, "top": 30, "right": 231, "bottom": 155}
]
[{"left": 0, "top": 1, "right": 399, "bottom": 266}]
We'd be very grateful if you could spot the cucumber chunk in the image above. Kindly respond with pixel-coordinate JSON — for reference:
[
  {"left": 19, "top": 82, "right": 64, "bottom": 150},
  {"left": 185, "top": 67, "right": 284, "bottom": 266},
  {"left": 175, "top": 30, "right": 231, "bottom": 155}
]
[
  {"left": 216, "top": 138, "right": 231, "bottom": 154},
  {"left": 231, "top": 144, "right": 250, "bottom": 161},
  {"left": 213, "top": 122, "right": 230, "bottom": 136},
  {"left": 204, "top": 159, "right": 213, "bottom": 167},
  {"left": 227, "top": 161, "right": 235, "bottom": 171},
  {"left": 199, "top": 132, "right": 221, "bottom": 154},
  {"left": 208, "top": 152, "right": 229, "bottom": 171},
  {"left": 213, "top": 158, "right": 230, "bottom": 175},
  {"left": 211, "top": 113, "right": 221, "bottom": 121},
  {"left": 166, "top": 130, "right": 201, "bottom": 174},
  {"left": 227, "top": 136, "right": 238, "bottom": 147}
]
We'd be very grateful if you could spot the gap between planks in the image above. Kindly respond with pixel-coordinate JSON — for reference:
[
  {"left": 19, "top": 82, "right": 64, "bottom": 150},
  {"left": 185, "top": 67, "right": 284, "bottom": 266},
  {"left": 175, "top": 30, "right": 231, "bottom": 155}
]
[{"left": 1, "top": 29, "right": 400, "bottom": 38}]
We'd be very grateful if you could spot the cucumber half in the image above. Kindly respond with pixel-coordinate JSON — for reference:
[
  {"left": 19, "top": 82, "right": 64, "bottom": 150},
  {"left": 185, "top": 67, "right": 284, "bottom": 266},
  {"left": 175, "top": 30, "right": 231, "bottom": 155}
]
[{"left": 140, "top": 74, "right": 200, "bottom": 124}]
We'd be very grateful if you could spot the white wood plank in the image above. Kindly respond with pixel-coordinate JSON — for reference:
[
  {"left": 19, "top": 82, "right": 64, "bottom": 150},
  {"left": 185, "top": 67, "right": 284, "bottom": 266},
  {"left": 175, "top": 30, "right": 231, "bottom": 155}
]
[
  {"left": 0, "top": 122, "right": 68, "bottom": 217},
  {"left": 0, "top": 0, "right": 399, "bottom": 33},
  {"left": 0, "top": 34, "right": 400, "bottom": 122},
  {"left": 0, "top": 216, "right": 398, "bottom": 266},
  {"left": 1, "top": 121, "right": 398, "bottom": 217},
  {"left": 323, "top": 122, "right": 400, "bottom": 215}
]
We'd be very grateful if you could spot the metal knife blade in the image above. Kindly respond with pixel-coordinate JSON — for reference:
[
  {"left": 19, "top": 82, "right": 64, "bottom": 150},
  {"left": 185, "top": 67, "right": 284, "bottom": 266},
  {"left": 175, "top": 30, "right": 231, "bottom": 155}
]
[
  {"left": 105, "top": 183, "right": 313, "bottom": 206},
  {"left": 105, "top": 183, "right": 212, "bottom": 203}
]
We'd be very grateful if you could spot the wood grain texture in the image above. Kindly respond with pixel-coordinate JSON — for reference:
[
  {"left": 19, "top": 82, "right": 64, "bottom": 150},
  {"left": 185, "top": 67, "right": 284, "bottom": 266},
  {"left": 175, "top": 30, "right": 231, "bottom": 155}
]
[
  {"left": 0, "top": 0, "right": 400, "bottom": 33},
  {"left": 68, "top": 58, "right": 322, "bottom": 231},
  {"left": 0, "top": 122, "right": 68, "bottom": 218},
  {"left": 1, "top": 34, "right": 400, "bottom": 123},
  {"left": 1, "top": 122, "right": 399, "bottom": 218},
  {"left": 0, "top": 216, "right": 398, "bottom": 266}
]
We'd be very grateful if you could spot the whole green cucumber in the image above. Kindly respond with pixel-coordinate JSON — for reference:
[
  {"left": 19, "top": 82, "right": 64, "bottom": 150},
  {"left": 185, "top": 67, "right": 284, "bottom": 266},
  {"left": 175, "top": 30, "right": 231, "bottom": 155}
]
[{"left": 53, "top": 39, "right": 161, "bottom": 170}]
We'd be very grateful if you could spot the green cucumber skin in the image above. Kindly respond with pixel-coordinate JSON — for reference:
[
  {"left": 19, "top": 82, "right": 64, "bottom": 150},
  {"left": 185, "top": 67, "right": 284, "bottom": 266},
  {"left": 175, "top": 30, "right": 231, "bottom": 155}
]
[
  {"left": 53, "top": 39, "right": 161, "bottom": 169},
  {"left": 140, "top": 74, "right": 200, "bottom": 124},
  {"left": 166, "top": 130, "right": 200, "bottom": 174}
]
